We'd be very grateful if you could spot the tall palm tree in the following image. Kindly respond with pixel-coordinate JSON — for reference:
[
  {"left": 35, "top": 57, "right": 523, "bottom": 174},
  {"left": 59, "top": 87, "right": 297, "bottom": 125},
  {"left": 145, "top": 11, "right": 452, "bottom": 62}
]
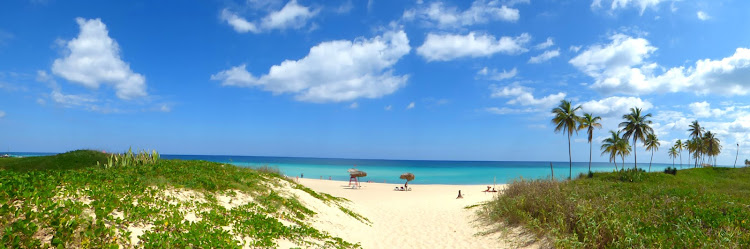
[
  {"left": 644, "top": 133, "right": 660, "bottom": 172},
  {"left": 703, "top": 131, "right": 721, "bottom": 167},
  {"left": 668, "top": 146, "right": 678, "bottom": 167},
  {"left": 688, "top": 121, "right": 704, "bottom": 167},
  {"left": 619, "top": 107, "right": 654, "bottom": 170},
  {"left": 552, "top": 100, "right": 582, "bottom": 180},
  {"left": 601, "top": 130, "right": 622, "bottom": 171},
  {"left": 675, "top": 139, "right": 684, "bottom": 168},
  {"left": 579, "top": 113, "right": 602, "bottom": 173}
]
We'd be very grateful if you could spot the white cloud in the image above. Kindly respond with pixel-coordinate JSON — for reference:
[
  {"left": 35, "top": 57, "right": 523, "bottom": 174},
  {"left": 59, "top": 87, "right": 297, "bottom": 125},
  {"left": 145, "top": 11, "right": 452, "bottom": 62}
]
[
  {"left": 220, "top": 10, "right": 259, "bottom": 33},
  {"left": 52, "top": 18, "right": 147, "bottom": 100},
  {"left": 485, "top": 106, "right": 534, "bottom": 114},
  {"left": 490, "top": 84, "right": 566, "bottom": 108},
  {"left": 50, "top": 89, "right": 97, "bottom": 108},
  {"left": 534, "top": 37, "right": 554, "bottom": 50},
  {"left": 349, "top": 102, "right": 359, "bottom": 109},
  {"left": 220, "top": 0, "right": 319, "bottom": 33},
  {"left": 407, "top": 102, "right": 415, "bottom": 109},
  {"left": 0, "top": 110, "right": 5, "bottom": 118},
  {"left": 591, "top": 0, "right": 670, "bottom": 14},
  {"left": 696, "top": 11, "right": 710, "bottom": 21},
  {"left": 580, "top": 96, "right": 653, "bottom": 117},
  {"left": 403, "top": 0, "right": 520, "bottom": 29},
  {"left": 211, "top": 30, "right": 410, "bottom": 103},
  {"left": 572, "top": 34, "right": 750, "bottom": 96},
  {"left": 385, "top": 105, "right": 392, "bottom": 111},
  {"left": 689, "top": 101, "right": 734, "bottom": 118},
  {"left": 569, "top": 45, "right": 582, "bottom": 52},
  {"left": 417, "top": 32, "right": 530, "bottom": 61},
  {"left": 528, "top": 49, "right": 560, "bottom": 63},
  {"left": 477, "top": 67, "right": 517, "bottom": 81}
]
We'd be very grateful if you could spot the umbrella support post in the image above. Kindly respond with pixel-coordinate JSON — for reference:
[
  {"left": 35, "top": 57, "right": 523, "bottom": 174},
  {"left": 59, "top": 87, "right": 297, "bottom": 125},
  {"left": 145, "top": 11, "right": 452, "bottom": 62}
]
[{"left": 348, "top": 176, "right": 359, "bottom": 188}]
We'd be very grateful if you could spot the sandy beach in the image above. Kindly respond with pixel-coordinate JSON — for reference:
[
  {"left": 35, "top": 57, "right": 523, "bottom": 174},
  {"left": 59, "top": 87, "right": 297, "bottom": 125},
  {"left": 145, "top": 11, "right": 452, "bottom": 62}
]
[{"left": 292, "top": 178, "right": 532, "bottom": 249}]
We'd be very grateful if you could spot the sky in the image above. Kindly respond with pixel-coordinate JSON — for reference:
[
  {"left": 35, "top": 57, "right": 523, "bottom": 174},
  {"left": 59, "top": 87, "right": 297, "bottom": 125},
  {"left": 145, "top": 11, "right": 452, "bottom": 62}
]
[{"left": 1, "top": 0, "right": 750, "bottom": 165}]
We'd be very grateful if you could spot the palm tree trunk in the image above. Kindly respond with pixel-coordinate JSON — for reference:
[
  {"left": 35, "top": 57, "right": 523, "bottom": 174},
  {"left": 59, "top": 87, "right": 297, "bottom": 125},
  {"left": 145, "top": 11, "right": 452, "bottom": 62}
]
[
  {"left": 621, "top": 155, "right": 625, "bottom": 171},
  {"left": 649, "top": 149, "right": 654, "bottom": 172},
  {"left": 735, "top": 144, "right": 739, "bottom": 168},
  {"left": 567, "top": 132, "right": 572, "bottom": 180},
  {"left": 679, "top": 150, "right": 682, "bottom": 169},
  {"left": 614, "top": 157, "right": 618, "bottom": 171},
  {"left": 633, "top": 137, "right": 638, "bottom": 170},
  {"left": 589, "top": 142, "right": 592, "bottom": 173}
]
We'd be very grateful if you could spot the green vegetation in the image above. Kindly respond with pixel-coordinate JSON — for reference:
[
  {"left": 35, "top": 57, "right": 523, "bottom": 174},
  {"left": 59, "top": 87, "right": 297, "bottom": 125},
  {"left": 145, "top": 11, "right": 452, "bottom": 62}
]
[
  {"left": 481, "top": 167, "right": 750, "bottom": 248},
  {"left": 0, "top": 150, "right": 362, "bottom": 248}
]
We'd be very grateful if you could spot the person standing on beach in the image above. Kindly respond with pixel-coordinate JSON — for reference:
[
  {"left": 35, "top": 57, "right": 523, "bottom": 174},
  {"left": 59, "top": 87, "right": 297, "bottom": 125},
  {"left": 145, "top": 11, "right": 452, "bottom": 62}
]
[{"left": 456, "top": 190, "right": 463, "bottom": 199}]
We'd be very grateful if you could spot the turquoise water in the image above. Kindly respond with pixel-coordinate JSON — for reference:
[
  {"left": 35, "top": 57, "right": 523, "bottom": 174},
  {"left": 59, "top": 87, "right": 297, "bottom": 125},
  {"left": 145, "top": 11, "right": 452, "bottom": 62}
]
[
  {"left": 5, "top": 152, "right": 694, "bottom": 185},
  {"left": 162, "top": 155, "right": 687, "bottom": 185}
]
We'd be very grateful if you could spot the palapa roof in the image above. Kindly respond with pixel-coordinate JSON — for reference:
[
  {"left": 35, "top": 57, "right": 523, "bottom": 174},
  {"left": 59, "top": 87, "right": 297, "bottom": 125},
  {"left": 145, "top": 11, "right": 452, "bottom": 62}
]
[{"left": 399, "top": 172, "right": 415, "bottom": 181}]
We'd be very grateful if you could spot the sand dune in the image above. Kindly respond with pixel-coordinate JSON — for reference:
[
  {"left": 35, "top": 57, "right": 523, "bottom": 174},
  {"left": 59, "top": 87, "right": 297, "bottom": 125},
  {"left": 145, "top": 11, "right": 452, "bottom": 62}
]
[{"left": 296, "top": 179, "right": 536, "bottom": 249}]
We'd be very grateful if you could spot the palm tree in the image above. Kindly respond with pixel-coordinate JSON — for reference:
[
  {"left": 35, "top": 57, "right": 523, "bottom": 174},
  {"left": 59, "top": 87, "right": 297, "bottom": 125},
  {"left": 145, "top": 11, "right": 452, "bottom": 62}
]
[
  {"left": 703, "top": 131, "right": 721, "bottom": 167},
  {"left": 619, "top": 107, "right": 654, "bottom": 170},
  {"left": 552, "top": 100, "right": 582, "bottom": 180},
  {"left": 688, "top": 121, "right": 704, "bottom": 167},
  {"left": 601, "top": 130, "right": 623, "bottom": 171},
  {"left": 675, "top": 139, "right": 684, "bottom": 168},
  {"left": 645, "top": 133, "right": 660, "bottom": 172},
  {"left": 579, "top": 113, "right": 602, "bottom": 173},
  {"left": 668, "top": 146, "right": 678, "bottom": 167}
]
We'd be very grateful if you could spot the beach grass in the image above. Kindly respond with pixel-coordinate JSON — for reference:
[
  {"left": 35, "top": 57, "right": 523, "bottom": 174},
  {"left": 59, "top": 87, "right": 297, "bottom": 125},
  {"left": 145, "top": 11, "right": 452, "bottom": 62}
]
[
  {"left": 0, "top": 150, "right": 362, "bottom": 248},
  {"left": 481, "top": 167, "right": 750, "bottom": 248}
]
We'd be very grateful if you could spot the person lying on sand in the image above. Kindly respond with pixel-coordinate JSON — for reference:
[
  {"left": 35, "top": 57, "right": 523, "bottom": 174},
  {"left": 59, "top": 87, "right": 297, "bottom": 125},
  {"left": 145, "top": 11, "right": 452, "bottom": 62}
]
[{"left": 484, "top": 186, "right": 491, "bottom": 192}]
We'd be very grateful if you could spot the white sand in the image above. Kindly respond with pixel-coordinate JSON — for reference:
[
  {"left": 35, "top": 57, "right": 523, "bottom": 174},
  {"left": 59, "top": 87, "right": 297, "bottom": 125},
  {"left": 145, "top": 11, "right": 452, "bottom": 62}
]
[{"left": 296, "top": 179, "right": 535, "bottom": 249}]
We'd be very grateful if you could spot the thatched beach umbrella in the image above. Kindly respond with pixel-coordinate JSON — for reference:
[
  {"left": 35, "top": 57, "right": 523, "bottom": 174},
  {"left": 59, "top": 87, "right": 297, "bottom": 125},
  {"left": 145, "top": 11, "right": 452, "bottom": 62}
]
[
  {"left": 350, "top": 170, "right": 367, "bottom": 178},
  {"left": 348, "top": 168, "right": 367, "bottom": 187},
  {"left": 400, "top": 172, "right": 415, "bottom": 189}
]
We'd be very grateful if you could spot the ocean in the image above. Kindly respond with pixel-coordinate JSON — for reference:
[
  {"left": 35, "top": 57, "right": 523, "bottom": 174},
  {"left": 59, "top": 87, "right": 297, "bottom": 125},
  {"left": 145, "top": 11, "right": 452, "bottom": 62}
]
[{"left": 4, "top": 152, "right": 691, "bottom": 185}]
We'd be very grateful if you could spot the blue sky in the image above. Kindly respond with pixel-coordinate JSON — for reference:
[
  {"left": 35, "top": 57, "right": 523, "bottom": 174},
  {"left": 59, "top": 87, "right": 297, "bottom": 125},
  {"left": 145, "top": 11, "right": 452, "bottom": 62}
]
[{"left": 1, "top": 0, "right": 750, "bottom": 165}]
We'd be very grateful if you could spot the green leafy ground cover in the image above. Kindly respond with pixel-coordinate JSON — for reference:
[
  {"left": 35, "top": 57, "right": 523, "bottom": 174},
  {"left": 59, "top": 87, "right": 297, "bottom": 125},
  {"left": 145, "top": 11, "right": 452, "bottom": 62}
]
[
  {"left": 481, "top": 167, "right": 750, "bottom": 248},
  {"left": 0, "top": 150, "right": 362, "bottom": 248}
]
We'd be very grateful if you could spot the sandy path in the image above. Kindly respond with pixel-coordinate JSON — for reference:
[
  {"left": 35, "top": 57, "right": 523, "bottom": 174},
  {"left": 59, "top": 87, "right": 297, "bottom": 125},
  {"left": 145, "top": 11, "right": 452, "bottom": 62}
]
[{"left": 297, "top": 179, "right": 525, "bottom": 249}]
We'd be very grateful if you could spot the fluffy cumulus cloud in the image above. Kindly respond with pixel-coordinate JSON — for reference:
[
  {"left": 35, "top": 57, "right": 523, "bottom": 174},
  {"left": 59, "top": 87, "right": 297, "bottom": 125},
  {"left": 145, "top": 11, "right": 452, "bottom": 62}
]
[
  {"left": 571, "top": 34, "right": 750, "bottom": 96},
  {"left": 417, "top": 32, "right": 530, "bottom": 61},
  {"left": 528, "top": 49, "right": 560, "bottom": 63},
  {"left": 52, "top": 18, "right": 147, "bottom": 100},
  {"left": 221, "top": 0, "right": 319, "bottom": 33},
  {"left": 689, "top": 101, "right": 734, "bottom": 118},
  {"left": 591, "top": 0, "right": 670, "bottom": 14},
  {"left": 211, "top": 30, "right": 410, "bottom": 102},
  {"left": 477, "top": 67, "right": 517, "bottom": 81},
  {"left": 489, "top": 84, "right": 566, "bottom": 113},
  {"left": 406, "top": 102, "right": 415, "bottom": 109},
  {"left": 580, "top": 96, "right": 653, "bottom": 117},
  {"left": 402, "top": 0, "right": 520, "bottom": 29}
]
